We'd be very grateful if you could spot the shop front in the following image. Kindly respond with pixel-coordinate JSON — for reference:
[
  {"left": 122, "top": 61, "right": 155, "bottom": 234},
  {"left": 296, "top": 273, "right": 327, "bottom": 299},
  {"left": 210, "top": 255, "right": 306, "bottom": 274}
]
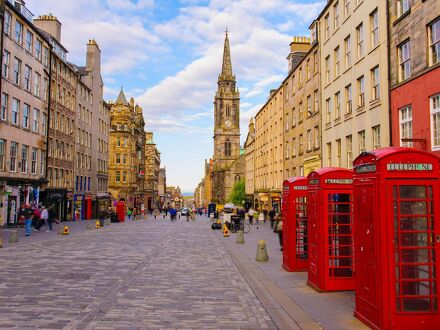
[
  {"left": 96, "top": 192, "right": 110, "bottom": 219},
  {"left": 42, "top": 189, "right": 73, "bottom": 222},
  {"left": 73, "top": 193, "right": 84, "bottom": 221},
  {"left": 270, "top": 193, "right": 281, "bottom": 213}
]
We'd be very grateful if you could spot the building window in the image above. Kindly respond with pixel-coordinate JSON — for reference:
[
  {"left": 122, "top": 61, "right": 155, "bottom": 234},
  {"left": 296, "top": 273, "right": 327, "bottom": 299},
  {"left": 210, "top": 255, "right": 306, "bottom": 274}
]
[
  {"left": 24, "top": 65, "right": 31, "bottom": 91},
  {"left": 370, "top": 9, "right": 379, "bottom": 48},
  {"left": 334, "top": 46, "right": 340, "bottom": 76},
  {"left": 4, "top": 11, "right": 12, "bottom": 36},
  {"left": 346, "top": 135, "right": 353, "bottom": 168},
  {"left": 11, "top": 98, "right": 19, "bottom": 125},
  {"left": 1, "top": 93, "right": 8, "bottom": 121},
  {"left": 116, "top": 154, "right": 121, "bottom": 164},
  {"left": 399, "top": 105, "right": 413, "bottom": 147},
  {"left": 356, "top": 23, "right": 364, "bottom": 59},
  {"left": 35, "top": 39, "right": 42, "bottom": 61},
  {"left": 335, "top": 91, "right": 341, "bottom": 120},
  {"left": 225, "top": 139, "right": 232, "bottom": 156},
  {"left": 344, "top": 0, "right": 350, "bottom": 17},
  {"left": 34, "top": 72, "right": 41, "bottom": 97},
  {"left": 42, "top": 112, "right": 47, "bottom": 136},
  {"left": 15, "top": 20, "right": 23, "bottom": 45},
  {"left": 357, "top": 76, "right": 365, "bottom": 108},
  {"left": 31, "top": 147, "right": 37, "bottom": 174},
  {"left": 307, "top": 129, "right": 312, "bottom": 151},
  {"left": 32, "top": 108, "right": 39, "bottom": 132},
  {"left": 372, "top": 125, "right": 381, "bottom": 149},
  {"left": 285, "top": 141, "right": 289, "bottom": 159},
  {"left": 326, "top": 98, "right": 332, "bottom": 124},
  {"left": 21, "top": 145, "right": 28, "bottom": 173},
  {"left": 333, "top": 1, "right": 340, "bottom": 29},
  {"left": 13, "top": 58, "right": 21, "bottom": 85},
  {"left": 431, "top": 95, "right": 440, "bottom": 150},
  {"left": 116, "top": 171, "right": 121, "bottom": 183},
  {"left": 43, "top": 47, "right": 49, "bottom": 67},
  {"left": 325, "top": 14, "right": 330, "bottom": 40},
  {"left": 314, "top": 51, "right": 318, "bottom": 73},
  {"left": 314, "top": 90, "right": 319, "bottom": 113},
  {"left": 299, "top": 102, "right": 303, "bottom": 122},
  {"left": 325, "top": 55, "right": 330, "bottom": 84},
  {"left": 344, "top": 35, "right": 351, "bottom": 68},
  {"left": 306, "top": 59, "right": 311, "bottom": 80},
  {"left": 10, "top": 141, "right": 17, "bottom": 172},
  {"left": 123, "top": 154, "right": 127, "bottom": 165},
  {"left": 292, "top": 137, "right": 296, "bottom": 156},
  {"left": 358, "top": 130, "right": 366, "bottom": 154},
  {"left": 429, "top": 18, "right": 440, "bottom": 66},
  {"left": 299, "top": 67, "right": 303, "bottom": 84},
  {"left": 307, "top": 95, "right": 312, "bottom": 116},
  {"left": 345, "top": 84, "right": 352, "bottom": 114},
  {"left": 2, "top": 50, "right": 10, "bottom": 79},
  {"left": 0, "top": 139, "right": 4, "bottom": 170},
  {"left": 116, "top": 136, "right": 121, "bottom": 147},
  {"left": 397, "top": 0, "right": 409, "bottom": 17},
  {"left": 327, "top": 142, "right": 332, "bottom": 166},
  {"left": 22, "top": 103, "right": 30, "bottom": 129},
  {"left": 314, "top": 126, "right": 320, "bottom": 148},
  {"left": 371, "top": 66, "right": 380, "bottom": 101},
  {"left": 336, "top": 139, "right": 342, "bottom": 166},
  {"left": 25, "top": 30, "right": 33, "bottom": 53},
  {"left": 398, "top": 40, "right": 411, "bottom": 82},
  {"left": 299, "top": 134, "right": 304, "bottom": 154}
]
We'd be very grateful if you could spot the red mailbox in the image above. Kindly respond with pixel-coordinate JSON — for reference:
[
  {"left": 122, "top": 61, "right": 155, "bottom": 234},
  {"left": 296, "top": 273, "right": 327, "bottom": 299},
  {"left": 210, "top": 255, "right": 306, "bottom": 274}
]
[
  {"left": 353, "top": 147, "right": 440, "bottom": 330},
  {"left": 307, "top": 167, "right": 354, "bottom": 292},
  {"left": 282, "top": 177, "right": 308, "bottom": 272}
]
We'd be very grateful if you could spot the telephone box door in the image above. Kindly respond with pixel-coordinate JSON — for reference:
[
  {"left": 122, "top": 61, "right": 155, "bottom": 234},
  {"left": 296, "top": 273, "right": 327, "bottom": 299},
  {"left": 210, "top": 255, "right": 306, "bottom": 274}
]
[{"left": 387, "top": 181, "right": 440, "bottom": 327}]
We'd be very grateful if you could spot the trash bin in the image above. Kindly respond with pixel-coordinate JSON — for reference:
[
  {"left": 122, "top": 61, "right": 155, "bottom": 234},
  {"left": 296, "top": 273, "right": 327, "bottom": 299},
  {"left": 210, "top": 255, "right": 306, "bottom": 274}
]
[{"left": 110, "top": 212, "right": 119, "bottom": 223}]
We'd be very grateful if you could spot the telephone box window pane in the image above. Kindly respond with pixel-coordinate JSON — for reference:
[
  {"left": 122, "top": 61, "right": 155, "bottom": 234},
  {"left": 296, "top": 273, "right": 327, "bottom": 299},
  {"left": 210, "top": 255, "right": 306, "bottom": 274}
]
[
  {"left": 394, "top": 184, "right": 437, "bottom": 313},
  {"left": 295, "top": 196, "right": 308, "bottom": 260}
]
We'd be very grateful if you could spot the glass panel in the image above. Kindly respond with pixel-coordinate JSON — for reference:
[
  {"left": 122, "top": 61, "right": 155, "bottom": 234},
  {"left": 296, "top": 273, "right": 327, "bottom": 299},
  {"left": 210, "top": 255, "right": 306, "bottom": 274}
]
[
  {"left": 400, "top": 248, "right": 429, "bottom": 263},
  {"left": 400, "top": 217, "right": 428, "bottom": 231},
  {"left": 400, "top": 202, "right": 427, "bottom": 215},
  {"left": 400, "top": 233, "right": 429, "bottom": 247},
  {"left": 401, "top": 265, "right": 430, "bottom": 280},
  {"left": 402, "top": 298, "right": 432, "bottom": 312},
  {"left": 400, "top": 186, "right": 426, "bottom": 199}
]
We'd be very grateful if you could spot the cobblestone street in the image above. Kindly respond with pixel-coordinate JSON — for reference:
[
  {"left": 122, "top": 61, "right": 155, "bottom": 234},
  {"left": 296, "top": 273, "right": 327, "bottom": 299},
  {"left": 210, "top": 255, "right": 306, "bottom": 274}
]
[{"left": 0, "top": 217, "right": 277, "bottom": 329}]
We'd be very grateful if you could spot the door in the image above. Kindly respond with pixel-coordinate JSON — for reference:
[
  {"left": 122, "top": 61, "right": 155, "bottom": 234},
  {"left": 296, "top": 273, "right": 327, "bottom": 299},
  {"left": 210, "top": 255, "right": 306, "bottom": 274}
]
[
  {"left": 295, "top": 195, "right": 308, "bottom": 261},
  {"left": 388, "top": 182, "right": 438, "bottom": 315}
]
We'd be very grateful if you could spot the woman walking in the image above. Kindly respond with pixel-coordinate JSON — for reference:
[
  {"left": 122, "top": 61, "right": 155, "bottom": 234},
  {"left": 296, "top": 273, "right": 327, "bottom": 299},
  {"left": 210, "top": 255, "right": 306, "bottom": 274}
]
[{"left": 273, "top": 212, "right": 283, "bottom": 251}]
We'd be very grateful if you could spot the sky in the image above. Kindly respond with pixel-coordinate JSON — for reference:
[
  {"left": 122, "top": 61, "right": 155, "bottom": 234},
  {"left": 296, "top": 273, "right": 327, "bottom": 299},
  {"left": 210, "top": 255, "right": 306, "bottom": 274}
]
[{"left": 26, "top": 0, "right": 326, "bottom": 193}]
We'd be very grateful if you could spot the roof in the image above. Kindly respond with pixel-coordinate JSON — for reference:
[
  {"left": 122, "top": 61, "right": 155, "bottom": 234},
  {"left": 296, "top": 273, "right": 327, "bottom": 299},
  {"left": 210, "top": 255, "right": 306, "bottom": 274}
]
[
  {"left": 283, "top": 177, "right": 307, "bottom": 185},
  {"left": 115, "top": 88, "right": 129, "bottom": 105},
  {"left": 307, "top": 167, "right": 353, "bottom": 178},
  {"left": 355, "top": 146, "right": 438, "bottom": 161}
]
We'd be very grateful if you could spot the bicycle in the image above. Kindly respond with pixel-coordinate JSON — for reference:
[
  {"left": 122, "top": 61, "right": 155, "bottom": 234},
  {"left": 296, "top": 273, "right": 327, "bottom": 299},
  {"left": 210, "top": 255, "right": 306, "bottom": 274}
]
[{"left": 231, "top": 219, "right": 250, "bottom": 234}]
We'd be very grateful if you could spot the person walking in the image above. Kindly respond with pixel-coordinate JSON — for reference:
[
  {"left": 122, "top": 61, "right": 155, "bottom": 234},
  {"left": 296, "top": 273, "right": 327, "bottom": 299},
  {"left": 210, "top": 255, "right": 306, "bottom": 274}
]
[
  {"left": 269, "top": 208, "right": 276, "bottom": 229},
  {"left": 273, "top": 212, "right": 283, "bottom": 251},
  {"left": 263, "top": 208, "right": 268, "bottom": 224},
  {"left": 40, "top": 205, "right": 50, "bottom": 232},
  {"left": 248, "top": 208, "right": 255, "bottom": 225},
  {"left": 18, "top": 203, "right": 34, "bottom": 236},
  {"left": 127, "top": 208, "right": 133, "bottom": 221}
]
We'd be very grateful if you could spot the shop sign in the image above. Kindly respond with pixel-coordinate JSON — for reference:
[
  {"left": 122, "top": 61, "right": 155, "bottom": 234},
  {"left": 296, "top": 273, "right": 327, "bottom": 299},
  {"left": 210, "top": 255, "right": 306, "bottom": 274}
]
[
  {"left": 325, "top": 179, "right": 353, "bottom": 184},
  {"left": 387, "top": 163, "right": 433, "bottom": 171},
  {"left": 259, "top": 195, "right": 269, "bottom": 202},
  {"left": 294, "top": 186, "right": 308, "bottom": 190}
]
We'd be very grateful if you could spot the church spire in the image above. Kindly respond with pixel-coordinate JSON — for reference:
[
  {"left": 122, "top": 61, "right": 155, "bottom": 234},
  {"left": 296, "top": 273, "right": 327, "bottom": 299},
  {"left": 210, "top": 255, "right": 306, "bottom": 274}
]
[{"left": 220, "top": 28, "right": 234, "bottom": 81}]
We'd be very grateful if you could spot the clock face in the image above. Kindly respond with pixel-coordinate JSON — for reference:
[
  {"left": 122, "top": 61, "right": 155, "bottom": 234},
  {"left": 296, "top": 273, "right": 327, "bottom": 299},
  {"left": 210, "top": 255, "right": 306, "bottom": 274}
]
[{"left": 225, "top": 119, "right": 232, "bottom": 128}]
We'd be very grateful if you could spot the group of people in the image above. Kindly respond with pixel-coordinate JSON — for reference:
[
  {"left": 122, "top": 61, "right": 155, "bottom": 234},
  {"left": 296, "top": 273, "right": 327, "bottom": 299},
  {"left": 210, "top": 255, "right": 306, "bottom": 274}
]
[
  {"left": 246, "top": 207, "right": 283, "bottom": 251},
  {"left": 18, "top": 203, "right": 58, "bottom": 236}
]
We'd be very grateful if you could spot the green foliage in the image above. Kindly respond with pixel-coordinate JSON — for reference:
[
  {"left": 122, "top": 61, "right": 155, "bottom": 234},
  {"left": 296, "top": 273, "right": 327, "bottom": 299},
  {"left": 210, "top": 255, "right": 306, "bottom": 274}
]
[{"left": 228, "top": 180, "right": 245, "bottom": 206}]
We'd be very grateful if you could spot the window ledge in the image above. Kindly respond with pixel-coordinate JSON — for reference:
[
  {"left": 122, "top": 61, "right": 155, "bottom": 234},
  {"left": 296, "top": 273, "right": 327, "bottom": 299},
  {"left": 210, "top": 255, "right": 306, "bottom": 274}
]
[
  {"left": 369, "top": 99, "right": 381, "bottom": 109},
  {"left": 393, "top": 9, "right": 411, "bottom": 26}
]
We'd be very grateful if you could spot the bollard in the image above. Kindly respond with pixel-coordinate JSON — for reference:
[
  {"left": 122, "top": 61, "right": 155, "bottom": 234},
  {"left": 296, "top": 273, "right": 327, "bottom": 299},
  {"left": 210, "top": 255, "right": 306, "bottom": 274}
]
[
  {"left": 86, "top": 222, "right": 93, "bottom": 230},
  {"left": 95, "top": 220, "right": 101, "bottom": 229},
  {"left": 236, "top": 231, "right": 245, "bottom": 244},
  {"left": 223, "top": 224, "right": 230, "bottom": 237},
  {"left": 62, "top": 226, "right": 70, "bottom": 235},
  {"left": 9, "top": 230, "right": 18, "bottom": 243},
  {"left": 256, "top": 240, "right": 269, "bottom": 262}
]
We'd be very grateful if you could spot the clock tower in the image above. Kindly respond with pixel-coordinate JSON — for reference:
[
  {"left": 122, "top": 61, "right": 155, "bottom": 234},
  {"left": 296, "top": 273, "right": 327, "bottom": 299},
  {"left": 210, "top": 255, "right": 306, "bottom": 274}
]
[{"left": 213, "top": 30, "right": 240, "bottom": 170}]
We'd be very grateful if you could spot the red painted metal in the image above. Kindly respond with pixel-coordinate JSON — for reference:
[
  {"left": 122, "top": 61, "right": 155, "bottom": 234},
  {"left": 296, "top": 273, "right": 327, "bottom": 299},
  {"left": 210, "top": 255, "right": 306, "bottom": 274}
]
[
  {"left": 116, "top": 201, "right": 125, "bottom": 222},
  {"left": 282, "top": 177, "right": 308, "bottom": 272},
  {"left": 307, "top": 167, "right": 354, "bottom": 292},
  {"left": 353, "top": 146, "right": 440, "bottom": 330}
]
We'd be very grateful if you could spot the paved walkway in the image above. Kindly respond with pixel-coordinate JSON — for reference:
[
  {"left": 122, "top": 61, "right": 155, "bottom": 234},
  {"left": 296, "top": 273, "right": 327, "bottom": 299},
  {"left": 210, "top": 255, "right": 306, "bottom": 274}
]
[
  {"left": 0, "top": 216, "right": 277, "bottom": 329},
  {"left": 217, "top": 218, "right": 369, "bottom": 330}
]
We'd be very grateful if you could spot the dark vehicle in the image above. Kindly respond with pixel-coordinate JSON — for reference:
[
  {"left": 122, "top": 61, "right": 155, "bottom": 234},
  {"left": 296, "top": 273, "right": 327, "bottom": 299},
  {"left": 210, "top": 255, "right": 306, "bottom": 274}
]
[
  {"left": 208, "top": 203, "right": 216, "bottom": 217},
  {"left": 181, "top": 208, "right": 189, "bottom": 216}
]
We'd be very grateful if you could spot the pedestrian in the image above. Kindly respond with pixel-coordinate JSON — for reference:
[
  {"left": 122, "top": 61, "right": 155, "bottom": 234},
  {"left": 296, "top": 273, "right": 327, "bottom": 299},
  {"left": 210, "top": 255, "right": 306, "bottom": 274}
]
[
  {"left": 273, "top": 212, "right": 283, "bottom": 251},
  {"left": 48, "top": 205, "right": 58, "bottom": 230},
  {"left": 258, "top": 210, "right": 265, "bottom": 224},
  {"left": 263, "top": 208, "right": 268, "bottom": 224},
  {"left": 248, "top": 208, "right": 255, "bottom": 225},
  {"left": 269, "top": 207, "right": 276, "bottom": 229},
  {"left": 32, "top": 205, "right": 43, "bottom": 231},
  {"left": 40, "top": 205, "right": 50, "bottom": 232},
  {"left": 127, "top": 208, "right": 132, "bottom": 221},
  {"left": 18, "top": 203, "right": 34, "bottom": 236}
]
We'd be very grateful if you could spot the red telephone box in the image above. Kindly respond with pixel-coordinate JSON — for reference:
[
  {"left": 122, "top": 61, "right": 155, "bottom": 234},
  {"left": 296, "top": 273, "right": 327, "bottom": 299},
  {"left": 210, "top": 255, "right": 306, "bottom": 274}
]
[
  {"left": 116, "top": 201, "right": 125, "bottom": 222},
  {"left": 85, "top": 196, "right": 92, "bottom": 220},
  {"left": 282, "top": 177, "right": 308, "bottom": 272},
  {"left": 353, "top": 147, "right": 440, "bottom": 330},
  {"left": 307, "top": 167, "right": 354, "bottom": 292}
]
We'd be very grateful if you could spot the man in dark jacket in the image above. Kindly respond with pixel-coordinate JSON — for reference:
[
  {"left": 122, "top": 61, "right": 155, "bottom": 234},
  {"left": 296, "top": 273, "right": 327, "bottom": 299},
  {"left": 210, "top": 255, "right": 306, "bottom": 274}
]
[
  {"left": 269, "top": 208, "right": 276, "bottom": 229},
  {"left": 18, "top": 203, "right": 34, "bottom": 236}
]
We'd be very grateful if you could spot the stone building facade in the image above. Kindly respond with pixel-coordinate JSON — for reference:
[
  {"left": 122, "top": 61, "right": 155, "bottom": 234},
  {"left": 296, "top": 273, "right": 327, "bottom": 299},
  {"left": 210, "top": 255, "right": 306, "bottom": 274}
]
[
  {"left": 108, "top": 90, "right": 146, "bottom": 210},
  {"left": 211, "top": 32, "right": 244, "bottom": 205},
  {"left": 243, "top": 119, "right": 255, "bottom": 208},
  {"left": 283, "top": 34, "right": 321, "bottom": 179},
  {"left": 388, "top": 0, "right": 440, "bottom": 155},
  {"left": 34, "top": 14, "right": 77, "bottom": 221},
  {"left": 157, "top": 167, "right": 166, "bottom": 209},
  {"left": 144, "top": 131, "right": 160, "bottom": 211},
  {"left": 318, "top": 0, "right": 390, "bottom": 168},
  {"left": 254, "top": 86, "right": 284, "bottom": 212},
  {"left": 0, "top": 1, "right": 50, "bottom": 226}
]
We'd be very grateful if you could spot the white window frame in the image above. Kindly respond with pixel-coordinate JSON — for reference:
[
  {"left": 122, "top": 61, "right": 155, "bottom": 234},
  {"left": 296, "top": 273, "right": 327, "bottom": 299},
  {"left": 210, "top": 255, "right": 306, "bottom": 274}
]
[
  {"left": 431, "top": 94, "right": 440, "bottom": 151},
  {"left": 397, "top": 0, "right": 410, "bottom": 18},
  {"left": 429, "top": 18, "right": 440, "bottom": 66},
  {"left": 370, "top": 9, "right": 379, "bottom": 48},
  {"left": 356, "top": 23, "right": 364, "bottom": 59},
  {"left": 398, "top": 40, "right": 411, "bottom": 82},
  {"left": 400, "top": 105, "right": 413, "bottom": 147},
  {"left": 372, "top": 125, "right": 381, "bottom": 149}
]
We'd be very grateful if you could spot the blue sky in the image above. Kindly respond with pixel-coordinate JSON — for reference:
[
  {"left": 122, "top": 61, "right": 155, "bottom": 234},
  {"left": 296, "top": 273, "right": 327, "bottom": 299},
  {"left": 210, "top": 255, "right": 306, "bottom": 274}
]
[{"left": 26, "top": 0, "right": 325, "bottom": 193}]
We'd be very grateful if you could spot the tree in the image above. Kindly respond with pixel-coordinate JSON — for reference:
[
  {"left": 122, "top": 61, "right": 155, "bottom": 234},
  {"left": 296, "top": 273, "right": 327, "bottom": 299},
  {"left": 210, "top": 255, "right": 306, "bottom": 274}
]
[{"left": 228, "top": 180, "right": 245, "bottom": 206}]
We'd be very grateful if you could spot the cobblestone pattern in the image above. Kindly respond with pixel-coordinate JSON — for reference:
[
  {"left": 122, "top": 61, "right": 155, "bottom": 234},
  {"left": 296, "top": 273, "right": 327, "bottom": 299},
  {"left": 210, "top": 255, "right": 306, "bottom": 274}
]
[{"left": 0, "top": 218, "right": 277, "bottom": 329}]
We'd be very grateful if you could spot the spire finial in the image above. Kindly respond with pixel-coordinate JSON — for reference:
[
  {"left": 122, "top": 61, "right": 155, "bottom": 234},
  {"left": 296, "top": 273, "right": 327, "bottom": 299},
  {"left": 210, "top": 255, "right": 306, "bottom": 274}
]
[
  {"left": 220, "top": 29, "right": 233, "bottom": 80},
  {"left": 225, "top": 26, "right": 228, "bottom": 37}
]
